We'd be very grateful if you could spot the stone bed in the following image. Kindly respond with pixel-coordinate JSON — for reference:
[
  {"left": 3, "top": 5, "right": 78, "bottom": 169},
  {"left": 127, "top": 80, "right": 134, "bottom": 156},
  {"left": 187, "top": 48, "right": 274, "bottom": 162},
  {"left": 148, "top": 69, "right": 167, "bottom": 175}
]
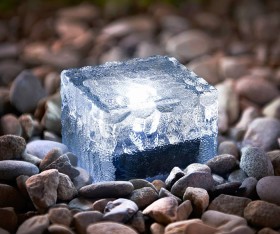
[{"left": 0, "top": 1, "right": 280, "bottom": 233}]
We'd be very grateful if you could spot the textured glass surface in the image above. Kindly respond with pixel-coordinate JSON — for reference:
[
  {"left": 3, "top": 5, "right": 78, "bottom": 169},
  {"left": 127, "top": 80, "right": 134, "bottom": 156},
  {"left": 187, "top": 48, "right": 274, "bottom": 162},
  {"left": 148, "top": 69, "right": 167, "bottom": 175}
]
[{"left": 61, "top": 55, "right": 218, "bottom": 182}]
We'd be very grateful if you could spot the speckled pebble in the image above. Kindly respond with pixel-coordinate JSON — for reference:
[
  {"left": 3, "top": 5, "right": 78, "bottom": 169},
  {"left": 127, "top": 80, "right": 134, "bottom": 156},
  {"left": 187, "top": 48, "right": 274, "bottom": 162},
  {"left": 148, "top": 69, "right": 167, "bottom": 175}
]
[
  {"left": 240, "top": 146, "right": 274, "bottom": 180},
  {"left": 0, "top": 135, "right": 26, "bottom": 160}
]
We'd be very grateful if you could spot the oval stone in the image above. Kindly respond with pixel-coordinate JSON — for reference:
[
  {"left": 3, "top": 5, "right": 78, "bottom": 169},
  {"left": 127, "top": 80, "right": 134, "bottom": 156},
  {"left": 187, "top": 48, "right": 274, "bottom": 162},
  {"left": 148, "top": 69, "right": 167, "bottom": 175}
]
[{"left": 256, "top": 176, "right": 280, "bottom": 206}]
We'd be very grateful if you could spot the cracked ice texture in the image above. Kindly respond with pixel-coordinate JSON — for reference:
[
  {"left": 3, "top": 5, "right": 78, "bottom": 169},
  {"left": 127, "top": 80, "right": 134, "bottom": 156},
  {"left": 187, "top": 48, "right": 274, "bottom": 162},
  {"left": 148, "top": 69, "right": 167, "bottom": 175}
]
[{"left": 61, "top": 55, "right": 218, "bottom": 182}]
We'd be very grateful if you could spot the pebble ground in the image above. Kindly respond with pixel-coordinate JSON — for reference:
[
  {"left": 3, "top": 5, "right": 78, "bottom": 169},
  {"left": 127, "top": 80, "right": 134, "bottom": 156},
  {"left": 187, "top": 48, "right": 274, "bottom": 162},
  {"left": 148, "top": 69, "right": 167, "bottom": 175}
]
[{"left": 0, "top": 1, "right": 280, "bottom": 233}]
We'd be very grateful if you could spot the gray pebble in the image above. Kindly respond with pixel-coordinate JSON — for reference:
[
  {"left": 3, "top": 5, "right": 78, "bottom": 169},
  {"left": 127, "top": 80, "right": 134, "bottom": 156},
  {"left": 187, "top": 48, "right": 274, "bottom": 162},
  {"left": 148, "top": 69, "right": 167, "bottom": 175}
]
[
  {"left": 9, "top": 70, "right": 46, "bottom": 113},
  {"left": 240, "top": 146, "right": 274, "bottom": 180},
  {"left": 238, "top": 177, "right": 258, "bottom": 199},
  {"left": 72, "top": 167, "right": 92, "bottom": 190},
  {"left": 103, "top": 198, "right": 138, "bottom": 223},
  {"left": 26, "top": 140, "right": 68, "bottom": 159},
  {"left": 228, "top": 169, "right": 248, "bottom": 183},
  {"left": 0, "top": 160, "right": 39, "bottom": 180}
]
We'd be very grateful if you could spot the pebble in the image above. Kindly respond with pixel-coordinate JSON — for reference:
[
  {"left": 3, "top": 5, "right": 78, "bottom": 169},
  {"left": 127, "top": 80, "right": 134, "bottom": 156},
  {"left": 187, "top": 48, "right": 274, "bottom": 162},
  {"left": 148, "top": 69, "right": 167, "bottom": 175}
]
[
  {"left": 16, "top": 214, "right": 49, "bottom": 234},
  {"left": 208, "top": 194, "right": 251, "bottom": 217},
  {"left": 0, "top": 207, "right": 18, "bottom": 233},
  {"left": 218, "top": 141, "right": 239, "bottom": 159},
  {"left": 143, "top": 197, "right": 178, "bottom": 225},
  {"left": 129, "top": 178, "right": 158, "bottom": 192},
  {"left": 26, "top": 140, "right": 68, "bottom": 159},
  {"left": 48, "top": 224, "right": 74, "bottom": 234},
  {"left": 57, "top": 173, "right": 78, "bottom": 201},
  {"left": 267, "top": 150, "right": 280, "bottom": 176},
  {"left": 72, "top": 167, "right": 92, "bottom": 190},
  {"left": 129, "top": 187, "right": 158, "bottom": 209},
  {"left": 240, "top": 146, "right": 274, "bottom": 179},
  {"left": 212, "top": 173, "right": 226, "bottom": 185},
  {"left": 235, "top": 75, "right": 279, "bottom": 105},
  {"left": 127, "top": 210, "right": 145, "bottom": 233},
  {"left": 258, "top": 227, "right": 280, "bottom": 234},
  {"left": 150, "top": 223, "right": 165, "bottom": 234},
  {"left": 165, "top": 219, "right": 217, "bottom": 234},
  {"left": 42, "top": 154, "right": 80, "bottom": 179},
  {"left": 79, "top": 181, "right": 134, "bottom": 198},
  {"left": 235, "top": 106, "right": 259, "bottom": 134},
  {"left": 202, "top": 210, "right": 254, "bottom": 234},
  {"left": 0, "top": 135, "right": 26, "bottom": 160},
  {"left": 16, "top": 175, "right": 30, "bottom": 198},
  {"left": 0, "top": 184, "right": 26, "bottom": 211},
  {"left": 219, "top": 56, "right": 249, "bottom": 79},
  {"left": 216, "top": 80, "right": 240, "bottom": 133},
  {"left": 183, "top": 187, "right": 209, "bottom": 216},
  {"left": 39, "top": 148, "right": 62, "bottom": 171},
  {"left": 73, "top": 211, "right": 103, "bottom": 234},
  {"left": 9, "top": 70, "right": 47, "bottom": 113},
  {"left": 209, "top": 181, "right": 242, "bottom": 198},
  {"left": 0, "top": 114, "right": 22, "bottom": 136},
  {"left": 238, "top": 177, "right": 258, "bottom": 199},
  {"left": 184, "top": 163, "right": 212, "bottom": 176},
  {"left": 176, "top": 200, "right": 193, "bottom": 221},
  {"left": 48, "top": 207, "right": 72, "bottom": 226},
  {"left": 26, "top": 169, "right": 59, "bottom": 212},
  {"left": 22, "top": 151, "right": 41, "bottom": 167},
  {"left": 256, "top": 176, "right": 280, "bottom": 206},
  {"left": 0, "top": 61, "right": 23, "bottom": 86},
  {"left": 92, "top": 198, "right": 115, "bottom": 212},
  {"left": 41, "top": 92, "right": 62, "bottom": 135},
  {"left": 152, "top": 179, "right": 166, "bottom": 192},
  {"left": 187, "top": 55, "right": 221, "bottom": 85},
  {"left": 244, "top": 200, "right": 280, "bottom": 228},
  {"left": 166, "top": 30, "right": 213, "bottom": 61},
  {"left": 243, "top": 117, "right": 280, "bottom": 151},
  {"left": 165, "top": 167, "right": 185, "bottom": 189},
  {"left": 22, "top": 110, "right": 36, "bottom": 132},
  {"left": 263, "top": 97, "right": 280, "bottom": 119},
  {"left": 159, "top": 187, "right": 182, "bottom": 204},
  {"left": 228, "top": 169, "right": 248, "bottom": 183},
  {"left": 171, "top": 171, "right": 214, "bottom": 198},
  {"left": 0, "top": 160, "right": 39, "bottom": 180},
  {"left": 68, "top": 197, "right": 96, "bottom": 211},
  {"left": 103, "top": 198, "right": 138, "bottom": 222},
  {"left": 87, "top": 222, "right": 138, "bottom": 234},
  {"left": 206, "top": 154, "right": 237, "bottom": 175}
]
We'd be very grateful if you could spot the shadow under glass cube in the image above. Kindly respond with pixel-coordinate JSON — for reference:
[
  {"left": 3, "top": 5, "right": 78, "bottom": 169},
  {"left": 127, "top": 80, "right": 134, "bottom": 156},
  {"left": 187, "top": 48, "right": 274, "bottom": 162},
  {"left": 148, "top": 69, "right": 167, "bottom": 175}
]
[{"left": 61, "top": 55, "right": 218, "bottom": 182}]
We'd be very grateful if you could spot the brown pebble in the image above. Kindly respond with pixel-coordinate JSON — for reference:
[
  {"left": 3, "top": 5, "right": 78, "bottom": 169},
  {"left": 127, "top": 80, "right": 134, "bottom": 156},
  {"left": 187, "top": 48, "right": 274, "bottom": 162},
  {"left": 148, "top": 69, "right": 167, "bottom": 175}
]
[
  {"left": 48, "top": 207, "right": 72, "bottom": 226},
  {"left": 87, "top": 222, "right": 138, "bottom": 234},
  {"left": 16, "top": 214, "right": 49, "bottom": 234},
  {"left": 74, "top": 210, "right": 103, "bottom": 234},
  {"left": 0, "top": 134, "right": 26, "bottom": 160},
  {"left": 0, "top": 114, "right": 22, "bottom": 136},
  {"left": 48, "top": 224, "right": 75, "bottom": 234},
  {"left": 0, "top": 207, "right": 18, "bottom": 233}
]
